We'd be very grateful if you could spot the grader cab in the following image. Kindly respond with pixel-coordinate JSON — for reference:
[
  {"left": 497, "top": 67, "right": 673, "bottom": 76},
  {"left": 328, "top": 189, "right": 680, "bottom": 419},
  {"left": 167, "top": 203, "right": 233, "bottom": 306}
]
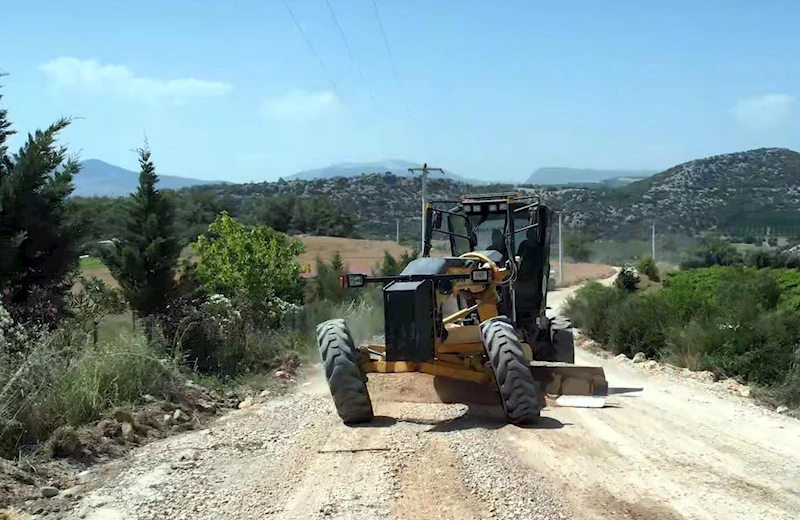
[{"left": 316, "top": 192, "right": 608, "bottom": 425}]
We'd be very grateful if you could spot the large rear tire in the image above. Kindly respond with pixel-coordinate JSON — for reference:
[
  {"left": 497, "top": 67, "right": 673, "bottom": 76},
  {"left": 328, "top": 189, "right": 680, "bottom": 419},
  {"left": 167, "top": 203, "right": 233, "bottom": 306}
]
[
  {"left": 537, "top": 317, "right": 576, "bottom": 363},
  {"left": 551, "top": 320, "right": 576, "bottom": 364},
  {"left": 317, "top": 319, "right": 374, "bottom": 424},
  {"left": 481, "top": 317, "right": 542, "bottom": 425}
]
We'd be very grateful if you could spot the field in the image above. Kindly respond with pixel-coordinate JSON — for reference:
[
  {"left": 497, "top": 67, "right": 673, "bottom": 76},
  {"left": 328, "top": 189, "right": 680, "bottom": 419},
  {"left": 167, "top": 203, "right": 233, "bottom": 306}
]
[
  {"left": 297, "top": 235, "right": 414, "bottom": 275},
  {"left": 81, "top": 236, "right": 615, "bottom": 284}
]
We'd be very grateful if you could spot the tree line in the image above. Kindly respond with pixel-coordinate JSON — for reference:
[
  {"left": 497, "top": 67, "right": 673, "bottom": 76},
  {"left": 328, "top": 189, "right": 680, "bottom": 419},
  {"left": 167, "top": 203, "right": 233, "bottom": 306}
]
[{"left": 71, "top": 184, "right": 359, "bottom": 255}]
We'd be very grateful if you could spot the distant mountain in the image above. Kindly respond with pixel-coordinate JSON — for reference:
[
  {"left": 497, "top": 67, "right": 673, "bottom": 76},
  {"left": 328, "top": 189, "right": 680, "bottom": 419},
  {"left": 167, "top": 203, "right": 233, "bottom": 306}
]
[
  {"left": 73, "top": 159, "right": 230, "bottom": 197},
  {"left": 284, "top": 159, "right": 494, "bottom": 185},
  {"left": 526, "top": 167, "right": 657, "bottom": 185}
]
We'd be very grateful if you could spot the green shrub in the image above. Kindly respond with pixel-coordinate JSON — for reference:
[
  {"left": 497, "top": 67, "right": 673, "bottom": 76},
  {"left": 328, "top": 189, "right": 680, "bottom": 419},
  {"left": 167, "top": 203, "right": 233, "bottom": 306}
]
[
  {"left": 614, "top": 266, "right": 640, "bottom": 292},
  {"left": 563, "top": 282, "right": 626, "bottom": 344},
  {"left": 637, "top": 257, "right": 660, "bottom": 282},
  {"left": 1, "top": 304, "right": 179, "bottom": 454},
  {"left": 664, "top": 317, "right": 723, "bottom": 370},
  {"left": 606, "top": 293, "right": 673, "bottom": 358}
]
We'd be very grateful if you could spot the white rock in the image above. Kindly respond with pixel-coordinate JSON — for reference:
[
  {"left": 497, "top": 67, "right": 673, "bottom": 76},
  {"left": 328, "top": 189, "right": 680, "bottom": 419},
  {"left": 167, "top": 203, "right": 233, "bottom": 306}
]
[
  {"left": 738, "top": 385, "right": 752, "bottom": 398},
  {"left": 274, "top": 370, "right": 288, "bottom": 379},
  {"left": 238, "top": 397, "right": 254, "bottom": 409},
  {"left": 645, "top": 360, "right": 658, "bottom": 369},
  {"left": 777, "top": 405, "right": 789, "bottom": 414},
  {"left": 614, "top": 353, "right": 629, "bottom": 363},
  {"left": 259, "top": 389, "right": 271, "bottom": 398},
  {"left": 632, "top": 352, "right": 647, "bottom": 363}
]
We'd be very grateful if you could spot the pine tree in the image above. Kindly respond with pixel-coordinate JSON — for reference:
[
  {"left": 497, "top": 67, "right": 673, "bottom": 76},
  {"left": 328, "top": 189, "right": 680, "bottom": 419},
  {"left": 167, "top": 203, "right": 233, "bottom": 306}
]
[
  {"left": 102, "top": 143, "right": 180, "bottom": 320},
  {"left": 0, "top": 78, "right": 82, "bottom": 327}
]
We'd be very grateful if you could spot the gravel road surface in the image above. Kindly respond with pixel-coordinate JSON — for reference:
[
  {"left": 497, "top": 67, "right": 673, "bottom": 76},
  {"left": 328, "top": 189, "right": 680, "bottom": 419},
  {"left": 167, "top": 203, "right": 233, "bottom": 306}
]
[{"left": 58, "top": 281, "right": 800, "bottom": 520}]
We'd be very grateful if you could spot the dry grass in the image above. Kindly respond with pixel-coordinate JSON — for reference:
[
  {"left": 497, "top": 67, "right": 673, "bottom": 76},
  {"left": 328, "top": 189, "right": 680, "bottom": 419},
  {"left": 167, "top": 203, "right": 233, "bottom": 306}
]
[
  {"left": 555, "top": 262, "right": 616, "bottom": 286},
  {"left": 296, "top": 236, "right": 413, "bottom": 276}
]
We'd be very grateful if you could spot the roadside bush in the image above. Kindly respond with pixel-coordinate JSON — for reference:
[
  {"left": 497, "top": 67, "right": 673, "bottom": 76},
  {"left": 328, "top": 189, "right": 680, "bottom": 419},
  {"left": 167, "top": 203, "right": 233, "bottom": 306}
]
[
  {"left": 637, "top": 257, "right": 660, "bottom": 282},
  {"left": 567, "top": 265, "right": 800, "bottom": 407},
  {"left": 562, "top": 282, "right": 626, "bottom": 344},
  {"left": 613, "top": 265, "right": 640, "bottom": 292},
  {"left": 0, "top": 301, "right": 178, "bottom": 456},
  {"left": 606, "top": 293, "right": 673, "bottom": 358},
  {"left": 664, "top": 317, "right": 723, "bottom": 371},
  {"left": 679, "top": 238, "right": 742, "bottom": 269}
]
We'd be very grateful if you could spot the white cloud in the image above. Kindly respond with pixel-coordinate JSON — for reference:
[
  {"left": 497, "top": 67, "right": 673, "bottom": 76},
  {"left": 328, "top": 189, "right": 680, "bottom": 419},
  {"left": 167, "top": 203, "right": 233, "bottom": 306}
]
[
  {"left": 261, "top": 90, "right": 341, "bottom": 122},
  {"left": 732, "top": 93, "right": 795, "bottom": 128},
  {"left": 39, "top": 57, "right": 232, "bottom": 104}
]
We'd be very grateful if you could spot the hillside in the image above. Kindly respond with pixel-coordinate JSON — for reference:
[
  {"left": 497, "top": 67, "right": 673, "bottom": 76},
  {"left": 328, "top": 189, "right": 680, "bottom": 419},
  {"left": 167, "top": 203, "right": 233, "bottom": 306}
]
[
  {"left": 188, "top": 148, "right": 800, "bottom": 241},
  {"left": 74, "top": 159, "right": 230, "bottom": 197}
]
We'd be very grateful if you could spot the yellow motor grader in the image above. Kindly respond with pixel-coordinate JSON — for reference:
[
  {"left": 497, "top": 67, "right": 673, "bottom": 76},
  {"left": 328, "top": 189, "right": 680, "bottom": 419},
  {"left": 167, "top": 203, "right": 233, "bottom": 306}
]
[{"left": 316, "top": 192, "right": 607, "bottom": 425}]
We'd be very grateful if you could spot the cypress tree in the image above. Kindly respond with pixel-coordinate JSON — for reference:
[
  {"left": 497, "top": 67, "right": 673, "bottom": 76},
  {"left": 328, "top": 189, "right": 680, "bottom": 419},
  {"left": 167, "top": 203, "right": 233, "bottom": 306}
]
[
  {"left": 102, "top": 143, "right": 180, "bottom": 320},
  {"left": 0, "top": 78, "right": 82, "bottom": 327}
]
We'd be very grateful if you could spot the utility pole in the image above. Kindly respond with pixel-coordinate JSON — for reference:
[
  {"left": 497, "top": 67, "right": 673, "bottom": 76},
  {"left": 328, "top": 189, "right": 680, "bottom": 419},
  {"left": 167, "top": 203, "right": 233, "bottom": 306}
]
[
  {"left": 651, "top": 221, "right": 656, "bottom": 261},
  {"left": 408, "top": 163, "right": 443, "bottom": 253},
  {"left": 396, "top": 218, "right": 400, "bottom": 244},
  {"left": 558, "top": 212, "right": 564, "bottom": 286}
]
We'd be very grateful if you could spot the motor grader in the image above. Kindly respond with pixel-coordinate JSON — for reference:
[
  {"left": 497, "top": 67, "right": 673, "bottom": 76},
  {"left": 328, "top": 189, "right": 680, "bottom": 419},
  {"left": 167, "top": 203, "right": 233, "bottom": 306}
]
[{"left": 316, "top": 192, "right": 608, "bottom": 425}]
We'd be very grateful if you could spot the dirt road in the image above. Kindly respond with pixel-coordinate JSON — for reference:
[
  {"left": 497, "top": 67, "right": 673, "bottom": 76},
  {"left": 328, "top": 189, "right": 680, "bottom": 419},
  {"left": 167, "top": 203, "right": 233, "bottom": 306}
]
[{"left": 60, "top": 282, "right": 800, "bottom": 520}]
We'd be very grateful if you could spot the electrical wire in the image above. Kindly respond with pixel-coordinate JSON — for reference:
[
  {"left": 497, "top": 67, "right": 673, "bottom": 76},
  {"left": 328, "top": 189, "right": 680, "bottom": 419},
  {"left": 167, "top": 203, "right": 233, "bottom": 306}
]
[
  {"left": 370, "top": 0, "right": 412, "bottom": 121},
  {"left": 282, "top": 0, "right": 340, "bottom": 95},
  {"left": 324, "top": 0, "right": 379, "bottom": 110}
]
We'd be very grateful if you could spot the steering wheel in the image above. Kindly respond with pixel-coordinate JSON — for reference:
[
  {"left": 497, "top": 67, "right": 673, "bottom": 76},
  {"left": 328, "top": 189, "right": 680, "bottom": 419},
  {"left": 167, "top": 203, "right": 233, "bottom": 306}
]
[{"left": 459, "top": 251, "right": 498, "bottom": 272}]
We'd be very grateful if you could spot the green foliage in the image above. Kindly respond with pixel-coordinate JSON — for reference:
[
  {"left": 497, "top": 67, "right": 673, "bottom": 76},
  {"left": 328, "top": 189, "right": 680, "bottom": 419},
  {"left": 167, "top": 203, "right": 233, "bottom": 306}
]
[
  {"left": 680, "top": 238, "right": 742, "bottom": 269},
  {"left": 614, "top": 265, "right": 640, "bottom": 292},
  {"left": 0, "top": 300, "right": 178, "bottom": 455},
  {"left": 0, "top": 89, "right": 82, "bottom": 328},
  {"left": 239, "top": 194, "right": 357, "bottom": 238},
  {"left": 191, "top": 212, "right": 306, "bottom": 319},
  {"left": 563, "top": 231, "right": 592, "bottom": 262},
  {"left": 566, "top": 266, "right": 800, "bottom": 407},
  {"left": 67, "top": 276, "right": 126, "bottom": 346},
  {"left": 606, "top": 293, "right": 672, "bottom": 358},
  {"left": 373, "top": 249, "right": 419, "bottom": 276},
  {"left": 101, "top": 145, "right": 181, "bottom": 319},
  {"left": 637, "top": 257, "right": 660, "bottom": 281},
  {"left": 310, "top": 252, "right": 349, "bottom": 303},
  {"left": 562, "top": 281, "right": 626, "bottom": 344}
]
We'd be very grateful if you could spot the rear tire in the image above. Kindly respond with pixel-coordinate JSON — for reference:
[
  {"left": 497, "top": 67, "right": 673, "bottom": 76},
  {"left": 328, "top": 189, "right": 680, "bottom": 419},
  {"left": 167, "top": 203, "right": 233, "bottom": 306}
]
[
  {"left": 481, "top": 317, "right": 542, "bottom": 424},
  {"left": 551, "top": 322, "right": 576, "bottom": 364},
  {"left": 317, "top": 319, "right": 374, "bottom": 424},
  {"left": 538, "top": 317, "right": 576, "bottom": 364}
]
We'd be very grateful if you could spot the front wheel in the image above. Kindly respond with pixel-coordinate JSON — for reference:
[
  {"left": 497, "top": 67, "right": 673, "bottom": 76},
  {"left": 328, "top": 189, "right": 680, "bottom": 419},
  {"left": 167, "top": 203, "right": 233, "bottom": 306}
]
[
  {"left": 480, "top": 317, "right": 542, "bottom": 425},
  {"left": 317, "top": 319, "right": 374, "bottom": 424}
]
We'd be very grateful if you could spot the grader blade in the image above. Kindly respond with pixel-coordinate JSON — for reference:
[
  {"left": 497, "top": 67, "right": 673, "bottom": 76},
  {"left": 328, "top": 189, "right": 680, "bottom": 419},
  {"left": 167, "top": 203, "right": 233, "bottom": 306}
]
[{"left": 529, "top": 361, "right": 608, "bottom": 408}]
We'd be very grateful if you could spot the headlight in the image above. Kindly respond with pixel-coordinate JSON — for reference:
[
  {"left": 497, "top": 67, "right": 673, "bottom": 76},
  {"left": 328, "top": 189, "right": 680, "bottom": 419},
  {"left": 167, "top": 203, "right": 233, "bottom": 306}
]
[
  {"left": 341, "top": 274, "right": 366, "bottom": 288},
  {"left": 470, "top": 269, "right": 491, "bottom": 283}
]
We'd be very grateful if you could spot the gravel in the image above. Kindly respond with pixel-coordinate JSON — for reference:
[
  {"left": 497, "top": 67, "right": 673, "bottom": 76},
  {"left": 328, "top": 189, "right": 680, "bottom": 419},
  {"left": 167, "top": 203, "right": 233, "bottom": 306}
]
[{"left": 52, "top": 373, "right": 574, "bottom": 520}]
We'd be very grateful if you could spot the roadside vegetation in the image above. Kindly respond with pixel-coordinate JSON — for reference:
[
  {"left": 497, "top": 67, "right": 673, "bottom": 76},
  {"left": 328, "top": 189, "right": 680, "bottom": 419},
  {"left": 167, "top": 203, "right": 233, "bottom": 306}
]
[
  {"left": 0, "top": 85, "right": 415, "bottom": 479},
  {"left": 565, "top": 240, "right": 800, "bottom": 412}
]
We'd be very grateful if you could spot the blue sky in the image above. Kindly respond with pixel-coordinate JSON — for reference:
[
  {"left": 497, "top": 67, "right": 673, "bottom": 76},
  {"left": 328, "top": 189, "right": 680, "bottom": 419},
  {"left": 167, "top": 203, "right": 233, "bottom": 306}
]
[{"left": 1, "top": 0, "right": 798, "bottom": 183}]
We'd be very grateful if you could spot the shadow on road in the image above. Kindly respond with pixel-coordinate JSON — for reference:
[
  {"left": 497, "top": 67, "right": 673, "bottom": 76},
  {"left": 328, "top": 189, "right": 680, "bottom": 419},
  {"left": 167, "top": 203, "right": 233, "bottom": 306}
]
[
  {"left": 418, "top": 406, "right": 568, "bottom": 433},
  {"left": 608, "top": 386, "right": 644, "bottom": 396}
]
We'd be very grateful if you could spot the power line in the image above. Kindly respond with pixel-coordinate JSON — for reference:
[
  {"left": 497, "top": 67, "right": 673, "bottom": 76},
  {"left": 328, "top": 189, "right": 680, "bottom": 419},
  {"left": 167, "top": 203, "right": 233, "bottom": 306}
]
[
  {"left": 324, "top": 0, "right": 379, "bottom": 110},
  {"left": 282, "top": 0, "right": 340, "bottom": 94},
  {"left": 370, "top": 0, "right": 412, "bottom": 120}
]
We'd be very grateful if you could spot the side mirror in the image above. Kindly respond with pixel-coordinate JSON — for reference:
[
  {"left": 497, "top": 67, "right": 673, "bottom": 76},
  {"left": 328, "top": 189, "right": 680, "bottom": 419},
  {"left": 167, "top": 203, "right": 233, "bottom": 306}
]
[
  {"left": 433, "top": 211, "right": 443, "bottom": 229},
  {"left": 340, "top": 274, "right": 366, "bottom": 289}
]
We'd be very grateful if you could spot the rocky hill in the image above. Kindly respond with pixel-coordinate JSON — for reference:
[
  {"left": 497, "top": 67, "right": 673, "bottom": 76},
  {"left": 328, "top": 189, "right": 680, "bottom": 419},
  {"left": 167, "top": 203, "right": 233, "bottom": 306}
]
[{"left": 186, "top": 148, "right": 800, "bottom": 241}]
